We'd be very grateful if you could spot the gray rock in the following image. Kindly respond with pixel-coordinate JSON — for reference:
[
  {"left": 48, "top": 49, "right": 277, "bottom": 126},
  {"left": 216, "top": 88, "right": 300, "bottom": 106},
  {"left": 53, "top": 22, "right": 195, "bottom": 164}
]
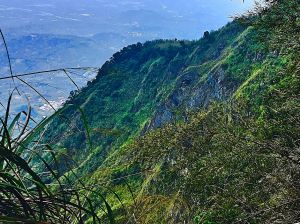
[{"left": 145, "top": 66, "right": 235, "bottom": 130}]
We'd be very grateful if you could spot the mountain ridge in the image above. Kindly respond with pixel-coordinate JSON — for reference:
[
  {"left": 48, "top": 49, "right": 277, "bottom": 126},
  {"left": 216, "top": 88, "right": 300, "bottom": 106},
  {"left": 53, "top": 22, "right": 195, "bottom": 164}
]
[
  {"left": 43, "top": 21, "right": 246, "bottom": 169},
  {"left": 36, "top": 1, "right": 299, "bottom": 222}
]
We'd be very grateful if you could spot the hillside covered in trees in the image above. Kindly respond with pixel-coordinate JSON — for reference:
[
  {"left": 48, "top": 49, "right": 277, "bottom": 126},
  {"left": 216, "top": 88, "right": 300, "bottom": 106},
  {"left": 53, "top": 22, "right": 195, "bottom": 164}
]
[{"left": 1, "top": 0, "right": 299, "bottom": 223}]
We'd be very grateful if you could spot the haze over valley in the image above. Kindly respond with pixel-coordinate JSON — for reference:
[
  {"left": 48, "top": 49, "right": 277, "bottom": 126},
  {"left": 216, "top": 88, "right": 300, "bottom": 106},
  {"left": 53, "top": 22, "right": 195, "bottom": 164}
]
[{"left": 0, "top": 0, "right": 254, "bottom": 119}]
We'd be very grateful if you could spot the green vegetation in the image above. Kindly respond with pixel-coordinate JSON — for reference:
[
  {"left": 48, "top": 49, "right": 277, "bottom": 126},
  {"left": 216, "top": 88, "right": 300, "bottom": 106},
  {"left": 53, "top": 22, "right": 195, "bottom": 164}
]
[
  {"left": 0, "top": 93, "right": 104, "bottom": 223},
  {"left": 1, "top": 0, "right": 299, "bottom": 223},
  {"left": 44, "top": 21, "right": 247, "bottom": 176}
]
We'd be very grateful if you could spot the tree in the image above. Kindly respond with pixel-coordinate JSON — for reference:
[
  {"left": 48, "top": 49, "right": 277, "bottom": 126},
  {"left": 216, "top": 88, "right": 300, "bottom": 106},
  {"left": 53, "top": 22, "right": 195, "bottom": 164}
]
[{"left": 203, "top": 31, "right": 210, "bottom": 39}]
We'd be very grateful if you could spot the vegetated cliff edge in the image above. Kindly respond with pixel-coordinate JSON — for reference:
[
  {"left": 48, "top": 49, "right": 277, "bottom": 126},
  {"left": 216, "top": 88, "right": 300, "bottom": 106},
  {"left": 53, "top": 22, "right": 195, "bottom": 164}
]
[
  {"left": 42, "top": 1, "right": 300, "bottom": 222},
  {"left": 44, "top": 21, "right": 250, "bottom": 171}
]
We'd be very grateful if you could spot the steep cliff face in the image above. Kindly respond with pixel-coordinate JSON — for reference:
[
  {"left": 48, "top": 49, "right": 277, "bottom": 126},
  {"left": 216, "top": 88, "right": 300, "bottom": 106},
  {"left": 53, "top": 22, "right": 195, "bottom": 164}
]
[
  {"left": 36, "top": 1, "right": 300, "bottom": 223},
  {"left": 147, "top": 26, "right": 262, "bottom": 129},
  {"left": 44, "top": 21, "right": 248, "bottom": 172},
  {"left": 147, "top": 67, "right": 231, "bottom": 129}
]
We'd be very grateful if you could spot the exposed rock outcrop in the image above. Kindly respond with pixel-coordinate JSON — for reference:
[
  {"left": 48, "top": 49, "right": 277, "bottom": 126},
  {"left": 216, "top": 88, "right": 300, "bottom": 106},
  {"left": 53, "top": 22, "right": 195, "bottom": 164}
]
[{"left": 147, "top": 66, "right": 235, "bottom": 130}]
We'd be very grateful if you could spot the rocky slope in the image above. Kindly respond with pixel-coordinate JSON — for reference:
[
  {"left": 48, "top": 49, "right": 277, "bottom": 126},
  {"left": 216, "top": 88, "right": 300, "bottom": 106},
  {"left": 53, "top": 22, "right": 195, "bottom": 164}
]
[{"left": 43, "top": 21, "right": 247, "bottom": 172}]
